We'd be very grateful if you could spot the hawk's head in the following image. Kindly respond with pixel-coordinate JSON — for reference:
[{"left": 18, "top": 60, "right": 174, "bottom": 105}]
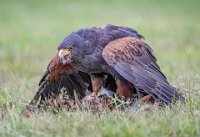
[{"left": 58, "top": 33, "right": 84, "bottom": 64}]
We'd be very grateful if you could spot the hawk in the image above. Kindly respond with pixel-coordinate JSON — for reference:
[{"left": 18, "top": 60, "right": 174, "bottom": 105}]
[
  {"left": 58, "top": 24, "right": 184, "bottom": 104},
  {"left": 27, "top": 52, "right": 116, "bottom": 110}
]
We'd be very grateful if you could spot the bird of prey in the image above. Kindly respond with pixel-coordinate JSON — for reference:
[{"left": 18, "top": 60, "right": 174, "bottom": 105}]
[
  {"left": 27, "top": 52, "right": 90, "bottom": 108},
  {"left": 58, "top": 24, "right": 184, "bottom": 104},
  {"left": 27, "top": 52, "right": 116, "bottom": 110}
]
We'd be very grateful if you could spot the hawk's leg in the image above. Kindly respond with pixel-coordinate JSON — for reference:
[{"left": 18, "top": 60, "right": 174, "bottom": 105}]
[
  {"left": 90, "top": 74, "right": 106, "bottom": 96},
  {"left": 115, "top": 78, "right": 134, "bottom": 99}
]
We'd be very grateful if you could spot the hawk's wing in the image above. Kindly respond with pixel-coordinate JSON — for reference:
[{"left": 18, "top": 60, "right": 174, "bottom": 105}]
[
  {"left": 102, "top": 37, "right": 184, "bottom": 104},
  {"left": 29, "top": 52, "right": 91, "bottom": 107}
]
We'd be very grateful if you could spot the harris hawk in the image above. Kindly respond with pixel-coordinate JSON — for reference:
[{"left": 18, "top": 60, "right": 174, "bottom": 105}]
[
  {"left": 58, "top": 24, "right": 184, "bottom": 104},
  {"left": 27, "top": 52, "right": 116, "bottom": 110},
  {"left": 27, "top": 52, "right": 90, "bottom": 109}
]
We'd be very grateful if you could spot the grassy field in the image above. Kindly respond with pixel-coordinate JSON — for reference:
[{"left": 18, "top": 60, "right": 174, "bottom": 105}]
[{"left": 0, "top": 0, "right": 200, "bottom": 136}]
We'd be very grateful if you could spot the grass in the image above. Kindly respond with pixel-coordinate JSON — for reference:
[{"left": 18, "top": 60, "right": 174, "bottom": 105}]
[{"left": 0, "top": 0, "right": 200, "bottom": 136}]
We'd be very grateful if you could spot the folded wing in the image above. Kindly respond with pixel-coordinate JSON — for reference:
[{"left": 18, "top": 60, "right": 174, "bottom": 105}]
[{"left": 102, "top": 37, "right": 184, "bottom": 104}]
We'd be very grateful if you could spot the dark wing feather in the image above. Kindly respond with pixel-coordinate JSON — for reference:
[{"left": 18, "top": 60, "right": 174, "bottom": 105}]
[
  {"left": 29, "top": 52, "right": 91, "bottom": 106},
  {"left": 102, "top": 24, "right": 144, "bottom": 39},
  {"left": 102, "top": 37, "right": 184, "bottom": 104}
]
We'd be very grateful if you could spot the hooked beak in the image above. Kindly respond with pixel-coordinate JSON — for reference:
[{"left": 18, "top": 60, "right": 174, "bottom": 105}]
[{"left": 58, "top": 49, "right": 72, "bottom": 64}]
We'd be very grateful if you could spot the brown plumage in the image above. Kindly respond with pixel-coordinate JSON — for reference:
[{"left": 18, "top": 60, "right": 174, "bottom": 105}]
[
  {"left": 28, "top": 52, "right": 117, "bottom": 111},
  {"left": 102, "top": 37, "right": 184, "bottom": 103},
  {"left": 102, "top": 37, "right": 147, "bottom": 64},
  {"left": 28, "top": 52, "right": 92, "bottom": 109},
  {"left": 40, "top": 52, "right": 76, "bottom": 84},
  {"left": 115, "top": 79, "right": 135, "bottom": 98},
  {"left": 58, "top": 24, "right": 184, "bottom": 104}
]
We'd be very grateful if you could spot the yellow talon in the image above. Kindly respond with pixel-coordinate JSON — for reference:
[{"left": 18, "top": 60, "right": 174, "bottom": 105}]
[{"left": 91, "top": 92, "right": 97, "bottom": 96}]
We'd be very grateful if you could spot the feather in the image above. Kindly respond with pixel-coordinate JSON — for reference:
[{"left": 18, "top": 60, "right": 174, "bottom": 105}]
[
  {"left": 28, "top": 53, "right": 91, "bottom": 107},
  {"left": 103, "top": 36, "right": 184, "bottom": 104}
]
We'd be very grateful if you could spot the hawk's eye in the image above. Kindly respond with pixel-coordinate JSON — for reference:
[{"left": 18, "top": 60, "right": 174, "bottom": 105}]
[{"left": 68, "top": 46, "right": 73, "bottom": 51}]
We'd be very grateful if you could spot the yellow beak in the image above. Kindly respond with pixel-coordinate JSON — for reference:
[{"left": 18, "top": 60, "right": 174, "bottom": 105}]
[
  {"left": 60, "top": 49, "right": 71, "bottom": 56},
  {"left": 59, "top": 49, "right": 71, "bottom": 62}
]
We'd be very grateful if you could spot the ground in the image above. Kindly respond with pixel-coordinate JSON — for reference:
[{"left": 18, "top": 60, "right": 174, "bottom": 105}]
[{"left": 0, "top": 0, "right": 200, "bottom": 137}]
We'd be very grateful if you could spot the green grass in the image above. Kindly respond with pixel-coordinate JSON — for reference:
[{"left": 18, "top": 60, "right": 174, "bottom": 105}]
[{"left": 0, "top": 0, "right": 200, "bottom": 136}]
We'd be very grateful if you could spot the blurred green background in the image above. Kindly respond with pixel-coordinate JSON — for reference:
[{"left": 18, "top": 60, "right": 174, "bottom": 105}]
[{"left": 0, "top": 0, "right": 200, "bottom": 136}]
